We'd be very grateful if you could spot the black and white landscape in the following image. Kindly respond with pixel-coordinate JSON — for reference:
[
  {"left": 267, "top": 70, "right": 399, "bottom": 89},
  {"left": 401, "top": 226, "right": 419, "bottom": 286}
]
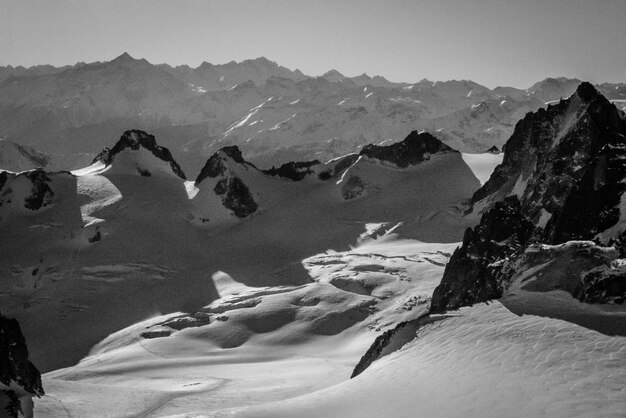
[{"left": 1, "top": 1, "right": 625, "bottom": 417}]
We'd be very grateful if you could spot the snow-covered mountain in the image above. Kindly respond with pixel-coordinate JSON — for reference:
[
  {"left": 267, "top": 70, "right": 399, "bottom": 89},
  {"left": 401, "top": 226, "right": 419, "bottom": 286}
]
[
  {"left": 431, "top": 82, "right": 626, "bottom": 312},
  {"left": 3, "top": 87, "right": 626, "bottom": 416},
  {"left": 0, "top": 129, "right": 483, "bottom": 379},
  {"left": 2, "top": 64, "right": 626, "bottom": 416},
  {"left": 2, "top": 54, "right": 624, "bottom": 173}
]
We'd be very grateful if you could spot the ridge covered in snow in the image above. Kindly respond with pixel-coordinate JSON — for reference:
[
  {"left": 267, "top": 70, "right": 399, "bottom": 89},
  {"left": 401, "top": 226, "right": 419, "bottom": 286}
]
[{"left": 2, "top": 54, "right": 624, "bottom": 173}]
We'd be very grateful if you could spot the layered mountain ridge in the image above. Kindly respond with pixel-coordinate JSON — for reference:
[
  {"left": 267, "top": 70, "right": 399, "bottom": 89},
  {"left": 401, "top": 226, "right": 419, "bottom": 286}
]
[{"left": 2, "top": 53, "right": 624, "bottom": 173}]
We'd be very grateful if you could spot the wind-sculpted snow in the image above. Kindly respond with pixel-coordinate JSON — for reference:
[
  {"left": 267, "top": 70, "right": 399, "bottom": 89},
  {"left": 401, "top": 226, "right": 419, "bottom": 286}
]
[
  {"left": 1, "top": 129, "right": 481, "bottom": 375},
  {"left": 36, "top": 236, "right": 457, "bottom": 417},
  {"left": 229, "top": 302, "right": 626, "bottom": 418}
]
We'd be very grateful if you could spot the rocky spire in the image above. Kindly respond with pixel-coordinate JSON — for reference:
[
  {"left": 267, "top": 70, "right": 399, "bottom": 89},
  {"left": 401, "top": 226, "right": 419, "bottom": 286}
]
[{"left": 93, "top": 130, "right": 186, "bottom": 179}]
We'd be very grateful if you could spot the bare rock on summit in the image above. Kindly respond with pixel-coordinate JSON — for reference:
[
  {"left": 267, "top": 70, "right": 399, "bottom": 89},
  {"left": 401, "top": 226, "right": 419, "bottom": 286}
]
[
  {"left": 432, "top": 83, "right": 626, "bottom": 313},
  {"left": 93, "top": 130, "right": 187, "bottom": 179},
  {"left": 359, "top": 131, "right": 455, "bottom": 168},
  {"left": 195, "top": 146, "right": 259, "bottom": 219}
]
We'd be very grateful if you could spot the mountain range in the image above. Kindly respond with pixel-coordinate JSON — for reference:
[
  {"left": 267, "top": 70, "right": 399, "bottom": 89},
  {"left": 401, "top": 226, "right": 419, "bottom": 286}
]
[
  {"left": 2, "top": 53, "right": 625, "bottom": 175},
  {"left": 1, "top": 58, "right": 626, "bottom": 417}
]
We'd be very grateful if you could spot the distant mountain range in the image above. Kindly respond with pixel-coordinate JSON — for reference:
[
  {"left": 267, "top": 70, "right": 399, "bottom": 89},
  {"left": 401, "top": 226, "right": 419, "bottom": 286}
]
[{"left": 1, "top": 53, "right": 624, "bottom": 173}]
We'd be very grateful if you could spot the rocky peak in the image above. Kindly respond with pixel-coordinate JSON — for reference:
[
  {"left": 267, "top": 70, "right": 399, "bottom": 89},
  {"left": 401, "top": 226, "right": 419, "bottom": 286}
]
[
  {"left": 359, "top": 131, "right": 455, "bottom": 168},
  {"left": 0, "top": 169, "right": 59, "bottom": 212},
  {"left": 112, "top": 52, "right": 134, "bottom": 63},
  {"left": 194, "top": 146, "right": 258, "bottom": 219},
  {"left": 575, "top": 81, "right": 602, "bottom": 103},
  {"left": 471, "top": 83, "right": 626, "bottom": 237},
  {"left": 195, "top": 146, "right": 255, "bottom": 185},
  {"left": 432, "top": 85, "right": 626, "bottom": 314},
  {"left": 93, "top": 130, "right": 186, "bottom": 179}
]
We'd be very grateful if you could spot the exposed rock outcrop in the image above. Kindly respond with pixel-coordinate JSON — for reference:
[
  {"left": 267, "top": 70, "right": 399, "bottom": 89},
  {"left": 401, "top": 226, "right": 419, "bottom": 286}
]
[
  {"left": 0, "top": 314, "right": 44, "bottom": 418},
  {"left": 263, "top": 160, "right": 320, "bottom": 181},
  {"left": 0, "top": 169, "right": 54, "bottom": 211},
  {"left": 471, "top": 82, "right": 626, "bottom": 239},
  {"left": 496, "top": 241, "right": 624, "bottom": 304},
  {"left": 0, "top": 140, "right": 49, "bottom": 172},
  {"left": 0, "top": 169, "right": 77, "bottom": 219},
  {"left": 359, "top": 131, "right": 454, "bottom": 168},
  {"left": 93, "top": 130, "right": 186, "bottom": 179},
  {"left": 213, "top": 176, "right": 258, "bottom": 218},
  {"left": 317, "top": 154, "right": 359, "bottom": 181},
  {"left": 195, "top": 146, "right": 253, "bottom": 184},
  {"left": 432, "top": 83, "right": 626, "bottom": 313},
  {"left": 195, "top": 146, "right": 258, "bottom": 219},
  {"left": 431, "top": 196, "right": 534, "bottom": 313}
]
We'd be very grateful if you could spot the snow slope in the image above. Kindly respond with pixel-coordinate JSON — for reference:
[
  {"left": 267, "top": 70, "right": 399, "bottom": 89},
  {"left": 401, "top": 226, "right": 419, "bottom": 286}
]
[
  {"left": 35, "top": 235, "right": 458, "bottom": 417},
  {"left": 0, "top": 133, "right": 480, "bottom": 374},
  {"left": 461, "top": 152, "right": 503, "bottom": 185},
  {"left": 227, "top": 301, "right": 626, "bottom": 418}
]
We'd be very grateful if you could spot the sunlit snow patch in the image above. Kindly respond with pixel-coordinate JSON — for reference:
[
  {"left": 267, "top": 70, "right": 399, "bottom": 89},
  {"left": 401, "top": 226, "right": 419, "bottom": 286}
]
[
  {"left": 461, "top": 153, "right": 503, "bottom": 185},
  {"left": 212, "top": 271, "right": 253, "bottom": 297}
]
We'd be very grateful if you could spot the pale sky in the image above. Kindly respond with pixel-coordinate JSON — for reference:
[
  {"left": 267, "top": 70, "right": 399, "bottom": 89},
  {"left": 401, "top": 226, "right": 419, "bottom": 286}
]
[{"left": 0, "top": 0, "right": 624, "bottom": 88}]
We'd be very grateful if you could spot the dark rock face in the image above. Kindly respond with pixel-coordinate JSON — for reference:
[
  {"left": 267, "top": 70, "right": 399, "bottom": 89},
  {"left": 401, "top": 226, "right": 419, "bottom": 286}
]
[
  {"left": 431, "top": 196, "right": 534, "bottom": 313},
  {"left": 487, "top": 145, "right": 500, "bottom": 153},
  {"left": 195, "top": 146, "right": 259, "bottom": 219},
  {"left": 0, "top": 169, "right": 60, "bottom": 211},
  {"left": 263, "top": 160, "right": 320, "bottom": 181},
  {"left": 359, "top": 131, "right": 455, "bottom": 168},
  {"left": 214, "top": 176, "right": 258, "bottom": 218},
  {"left": 93, "top": 130, "right": 186, "bottom": 179},
  {"left": 581, "top": 261, "right": 626, "bottom": 304},
  {"left": 0, "top": 314, "right": 44, "bottom": 418},
  {"left": 22, "top": 170, "right": 55, "bottom": 211},
  {"left": 546, "top": 143, "right": 626, "bottom": 242},
  {"left": 432, "top": 83, "right": 626, "bottom": 313},
  {"left": 472, "top": 82, "right": 626, "bottom": 238},
  {"left": 497, "top": 241, "right": 625, "bottom": 305},
  {"left": 351, "top": 321, "right": 412, "bottom": 378},
  {"left": 351, "top": 315, "right": 448, "bottom": 378},
  {"left": 195, "top": 146, "right": 253, "bottom": 184}
]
